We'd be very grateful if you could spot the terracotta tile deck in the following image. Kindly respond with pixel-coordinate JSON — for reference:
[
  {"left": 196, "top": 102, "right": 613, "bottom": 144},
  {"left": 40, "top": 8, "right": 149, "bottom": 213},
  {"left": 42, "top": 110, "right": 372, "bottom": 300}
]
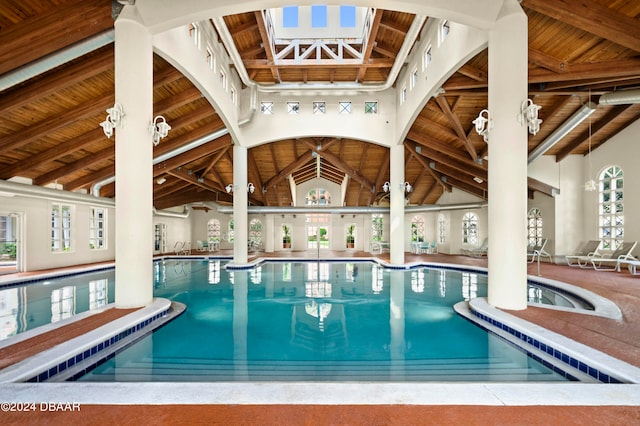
[{"left": 1, "top": 251, "right": 639, "bottom": 425}]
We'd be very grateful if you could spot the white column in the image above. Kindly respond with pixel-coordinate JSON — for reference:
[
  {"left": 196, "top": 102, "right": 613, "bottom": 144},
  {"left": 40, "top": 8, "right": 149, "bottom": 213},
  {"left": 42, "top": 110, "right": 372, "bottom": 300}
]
[
  {"left": 389, "top": 144, "right": 405, "bottom": 265},
  {"left": 114, "top": 7, "right": 153, "bottom": 308},
  {"left": 487, "top": 0, "right": 528, "bottom": 310},
  {"left": 233, "top": 144, "right": 249, "bottom": 264}
]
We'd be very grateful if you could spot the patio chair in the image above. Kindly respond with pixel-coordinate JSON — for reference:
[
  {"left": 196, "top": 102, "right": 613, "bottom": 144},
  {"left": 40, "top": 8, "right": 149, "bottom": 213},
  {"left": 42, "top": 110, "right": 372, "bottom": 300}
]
[
  {"left": 527, "top": 238, "right": 552, "bottom": 263},
  {"left": 590, "top": 241, "right": 638, "bottom": 272},
  {"left": 565, "top": 240, "right": 602, "bottom": 268},
  {"left": 463, "top": 238, "right": 488, "bottom": 257},
  {"left": 618, "top": 258, "right": 640, "bottom": 275}
]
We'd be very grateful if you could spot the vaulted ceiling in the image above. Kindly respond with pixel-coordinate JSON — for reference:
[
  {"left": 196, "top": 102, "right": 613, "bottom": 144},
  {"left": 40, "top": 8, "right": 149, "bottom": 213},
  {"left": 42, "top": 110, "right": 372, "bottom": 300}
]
[{"left": 1, "top": 0, "right": 639, "bottom": 210}]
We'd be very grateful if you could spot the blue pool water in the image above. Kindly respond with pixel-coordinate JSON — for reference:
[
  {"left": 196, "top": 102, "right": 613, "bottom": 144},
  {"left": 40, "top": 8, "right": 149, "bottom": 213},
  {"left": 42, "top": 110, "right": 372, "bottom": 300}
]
[{"left": 73, "top": 259, "right": 568, "bottom": 382}]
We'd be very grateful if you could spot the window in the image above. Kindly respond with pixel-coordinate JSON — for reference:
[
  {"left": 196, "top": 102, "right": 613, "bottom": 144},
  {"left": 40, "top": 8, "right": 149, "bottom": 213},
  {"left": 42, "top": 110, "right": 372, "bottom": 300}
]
[
  {"left": 313, "top": 101, "right": 326, "bottom": 114},
  {"left": 424, "top": 45, "right": 432, "bottom": 71},
  {"left": 440, "top": 19, "right": 450, "bottom": 44},
  {"left": 228, "top": 219, "right": 234, "bottom": 242},
  {"left": 230, "top": 86, "right": 237, "bottom": 105},
  {"left": 282, "top": 224, "right": 291, "bottom": 248},
  {"left": 400, "top": 86, "right": 407, "bottom": 104},
  {"left": 411, "top": 68, "right": 418, "bottom": 89},
  {"left": 311, "top": 5, "right": 327, "bottom": 27},
  {"left": 462, "top": 212, "right": 478, "bottom": 245},
  {"left": 249, "top": 218, "right": 263, "bottom": 250},
  {"left": 364, "top": 101, "right": 378, "bottom": 114},
  {"left": 306, "top": 188, "right": 331, "bottom": 205},
  {"left": 371, "top": 214, "right": 384, "bottom": 243},
  {"left": 287, "top": 101, "right": 300, "bottom": 114},
  {"left": 261, "top": 101, "right": 274, "bottom": 114},
  {"left": 340, "top": 6, "right": 356, "bottom": 27},
  {"left": 219, "top": 68, "right": 227, "bottom": 90},
  {"left": 599, "top": 165, "right": 624, "bottom": 249},
  {"left": 339, "top": 101, "right": 351, "bottom": 114},
  {"left": 206, "top": 47, "right": 214, "bottom": 70},
  {"left": 438, "top": 214, "right": 446, "bottom": 244},
  {"left": 283, "top": 6, "right": 298, "bottom": 27},
  {"left": 189, "top": 23, "right": 199, "bottom": 47},
  {"left": 207, "top": 218, "right": 221, "bottom": 243},
  {"left": 527, "top": 208, "right": 543, "bottom": 247},
  {"left": 411, "top": 215, "right": 424, "bottom": 242},
  {"left": 89, "top": 207, "right": 106, "bottom": 250},
  {"left": 51, "top": 204, "right": 72, "bottom": 252}
]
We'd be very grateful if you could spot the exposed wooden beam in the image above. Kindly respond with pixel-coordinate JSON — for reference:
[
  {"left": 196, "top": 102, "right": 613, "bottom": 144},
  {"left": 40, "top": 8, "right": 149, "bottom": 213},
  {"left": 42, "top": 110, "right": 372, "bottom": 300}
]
[
  {"left": 434, "top": 96, "right": 478, "bottom": 162},
  {"left": 521, "top": 0, "right": 640, "bottom": 53},
  {"left": 528, "top": 48, "right": 570, "bottom": 74},
  {"left": 263, "top": 151, "right": 314, "bottom": 189},
  {"left": 153, "top": 135, "right": 232, "bottom": 176},
  {"left": 302, "top": 140, "right": 374, "bottom": 190},
  {"left": 356, "top": 8, "right": 382, "bottom": 82},
  {"left": 65, "top": 165, "right": 114, "bottom": 192},
  {"left": 34, "top": 145, "right": 114, "bottom": 186},
  {"left": 404, "top": 143, "right": 452, "bottom": 192},
  {"left": 166, "top": 168, "right": 224, "bottom": 193},
  {"left": 253, "top": 11, "right": 281, "bottom": 82}
]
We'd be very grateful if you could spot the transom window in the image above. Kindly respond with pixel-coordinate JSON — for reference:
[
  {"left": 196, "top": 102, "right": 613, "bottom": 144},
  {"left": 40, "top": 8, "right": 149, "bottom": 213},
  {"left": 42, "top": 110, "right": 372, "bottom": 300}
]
[
  {"left": 599, "top": 165, "right": 624, "bottom": 249},
  {"left": 462, "top": 212, "right": 478, "bottom": 245},
  {"left": 364, "top": 101, "right": 378, "bottom": 114},
  {"left": 261, "top": 101, "right": 274, "bottom": 114},
  {"left": 313, "top": 101, "right": 326, "bottom": 114},
  {"left": 339, "top": 101, "right": 351, "bottom": 114},
  {"left": 287, "top": 101, "right": 300, "bottom": 114},
  {"left": 306, "top": 188, "right": 331, "bottom": 205},
  {"left": 527, "top": 208, "right": 543, "bottom": 246}
]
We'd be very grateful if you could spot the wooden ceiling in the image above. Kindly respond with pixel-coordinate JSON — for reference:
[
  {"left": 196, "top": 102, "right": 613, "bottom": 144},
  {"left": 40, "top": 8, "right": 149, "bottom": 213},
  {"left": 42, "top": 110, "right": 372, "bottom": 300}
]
[{"left": 1, "top": 0, "right": 639, "bottom": 210}]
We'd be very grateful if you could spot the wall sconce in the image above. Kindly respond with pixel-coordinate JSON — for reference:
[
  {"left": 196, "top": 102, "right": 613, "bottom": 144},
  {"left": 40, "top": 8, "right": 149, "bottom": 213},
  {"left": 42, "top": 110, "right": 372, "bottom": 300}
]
[
  {"left": 518, "top": 99, "right": 543, "bottom": 135},
  {"left": 472, "top": 109, "right": 492, "bottom": 143},
  {"left": 99, "top": 103, "right": 125, "bottom": 138},
  {"left": 382, "top": 182, "right": 390, "bottom": 192},
  {"left": 226, "top": 183, "right": 255, "bottom": 193},
  {"left": 382, "top": 181, "right": 412, "bottom": 192},
  {"left": 149, "top": 116, "right": 171, "bottom": 146},
  {"left": 156, "top": 177, "right": 166, "bottom": 185}
]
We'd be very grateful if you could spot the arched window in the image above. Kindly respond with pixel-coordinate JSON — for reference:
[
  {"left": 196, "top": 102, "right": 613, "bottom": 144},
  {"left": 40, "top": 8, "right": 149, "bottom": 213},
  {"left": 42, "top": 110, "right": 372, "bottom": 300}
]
[
  {"left": 599, "top": 165, "right": 624, "bottom": 249},
  {"left": 438, "top": 214, "right": 446, "bottom": 244},
  {"left": 527, "top": 208, "right": 543, "bottom": 246},
  {"left": 249, "top": 218, "right": 262, "bottom": 250},
  {"left": 411, "top": 216, "right": 424, "bottom": 242},
  {"left": 207, "top": 218, "right": 221, "bottom": 243},
  {"left": 306, "top": 188, "right": 331, "bottom": 206},
  {"left": 462, "top": 212, "right": 478, "bottom": 245}
]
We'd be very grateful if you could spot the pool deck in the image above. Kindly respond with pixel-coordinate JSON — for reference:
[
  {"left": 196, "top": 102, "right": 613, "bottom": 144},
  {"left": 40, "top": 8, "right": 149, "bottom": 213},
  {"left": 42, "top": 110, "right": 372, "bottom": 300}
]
[{"left": 1, "top": 251, "right": 640, "bottom": 425}]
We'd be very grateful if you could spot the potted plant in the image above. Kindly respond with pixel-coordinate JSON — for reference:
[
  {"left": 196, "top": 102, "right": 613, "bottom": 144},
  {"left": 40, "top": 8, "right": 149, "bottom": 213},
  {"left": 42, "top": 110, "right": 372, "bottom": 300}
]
[
  {"left": 346, "top": 224, "right": 355, "bottom": 249},
  {"left": 282, "top": 225, "right": 291, "bottom": 248}
]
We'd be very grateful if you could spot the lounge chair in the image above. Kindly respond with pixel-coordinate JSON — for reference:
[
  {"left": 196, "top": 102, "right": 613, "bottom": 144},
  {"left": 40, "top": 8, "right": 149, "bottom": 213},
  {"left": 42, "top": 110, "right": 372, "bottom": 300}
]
[
  {"left": 527, "top": 238, "right": 552, "bottom": 263},
  {"left": 463, "top": 238, "right": 488, "bottom": 257},
  {"left": 618, "top": 258, "right": 640, "bottom": 275},
  {"left": 590, "top": 241, "right": 638, "bottom": 271},
  {"left": 565, "top": 240, "right": 602, "bottom": 268}
]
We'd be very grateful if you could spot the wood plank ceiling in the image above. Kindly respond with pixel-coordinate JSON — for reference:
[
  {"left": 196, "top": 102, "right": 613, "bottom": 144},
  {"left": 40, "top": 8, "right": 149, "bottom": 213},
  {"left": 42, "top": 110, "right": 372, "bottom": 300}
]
[{"left": 0, "top": 0, "right": 639, "bottom": 210}]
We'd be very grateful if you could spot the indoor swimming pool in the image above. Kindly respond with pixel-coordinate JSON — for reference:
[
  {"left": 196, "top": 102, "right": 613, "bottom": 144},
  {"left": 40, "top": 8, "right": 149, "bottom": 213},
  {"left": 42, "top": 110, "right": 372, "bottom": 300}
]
[{"left": 63, "top": 259, "right": 574, "bottom": 382}]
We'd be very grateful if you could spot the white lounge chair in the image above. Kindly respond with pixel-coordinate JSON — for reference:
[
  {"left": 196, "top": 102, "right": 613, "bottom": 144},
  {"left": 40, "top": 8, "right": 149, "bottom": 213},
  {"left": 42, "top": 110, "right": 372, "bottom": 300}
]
[
  {"left": 618, "top": 258, "right": 640, "bottom": 275},
  {"left": 463, "top": 238, "right": 488, "bottom": 257},
  {"left": 565, "top": 240, "right": 602, "bottom": 268},
  {"left": 590, "top": 241, "right": 638, "bottom": 271},
  {"left": 527, "top": 238, "right": 552, "bottom": 263}
]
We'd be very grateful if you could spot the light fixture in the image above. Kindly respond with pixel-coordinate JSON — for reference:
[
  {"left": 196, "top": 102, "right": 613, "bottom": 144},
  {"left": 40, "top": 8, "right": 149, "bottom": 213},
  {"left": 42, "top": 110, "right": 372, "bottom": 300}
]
[
  {"left": 527, "top": 101, "right": 596, "bottom": 164},
  {"left": 518, "top": 99, "right": 543, "bottom": 135},
  {"left": 99, "top": 103, "right": 125, "bottom": 138},
  {"left": 225, "top": 183, "right": 255, "bottom": 193},
  {"left": 472, "top": 109, "right": 492, "bottom": 143},
  {"left": 156, "top": 177, "right": 166, "bottom": 185},
  {"left": 381, "top": 181, "right": 412, "bottom": 192},
  {"left": 149, "top": 115, "right": 171, "bottom": 146},
  {"left": 382, "top": 182, "right": 390, "bottom": 192}
]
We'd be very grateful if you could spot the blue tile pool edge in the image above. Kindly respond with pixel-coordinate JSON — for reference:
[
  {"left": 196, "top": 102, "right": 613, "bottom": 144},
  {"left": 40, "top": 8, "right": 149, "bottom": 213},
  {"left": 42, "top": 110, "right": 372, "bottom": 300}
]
[
  {"left": 0, "top": 298, "right": 175, "bottom": 383},
  {"left": 456, "top": 298, "right": 640, "bottom": 384}
]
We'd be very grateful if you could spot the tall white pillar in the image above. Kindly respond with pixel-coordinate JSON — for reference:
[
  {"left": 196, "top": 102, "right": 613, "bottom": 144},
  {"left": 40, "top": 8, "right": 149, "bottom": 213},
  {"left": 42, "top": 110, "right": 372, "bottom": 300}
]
[
  {"left": 233, "top": 144, "right": 249, "bottom": 264},
  {"left": 389, "top": 144, "right": 405, "bottom": 265},
  {"left": 114, "top": 7, "right": 153, "bottom": 308},
  {"left": 487, "top": 0, "right": 528, "bottom": 310}
]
